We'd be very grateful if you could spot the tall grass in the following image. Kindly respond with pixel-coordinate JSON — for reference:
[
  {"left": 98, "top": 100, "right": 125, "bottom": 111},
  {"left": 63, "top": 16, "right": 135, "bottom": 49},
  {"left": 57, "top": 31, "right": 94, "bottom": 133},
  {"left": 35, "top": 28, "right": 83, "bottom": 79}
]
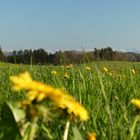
[{"left": 0, "top": 61, "right": 140, "bottom": 139}]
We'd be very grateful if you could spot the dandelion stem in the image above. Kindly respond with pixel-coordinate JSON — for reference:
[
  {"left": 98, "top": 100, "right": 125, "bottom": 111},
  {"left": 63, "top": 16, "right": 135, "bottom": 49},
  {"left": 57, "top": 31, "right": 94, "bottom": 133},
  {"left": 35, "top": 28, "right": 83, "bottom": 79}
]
[{"left": 63, "top": 120, "right": 70, "bottom": 140}]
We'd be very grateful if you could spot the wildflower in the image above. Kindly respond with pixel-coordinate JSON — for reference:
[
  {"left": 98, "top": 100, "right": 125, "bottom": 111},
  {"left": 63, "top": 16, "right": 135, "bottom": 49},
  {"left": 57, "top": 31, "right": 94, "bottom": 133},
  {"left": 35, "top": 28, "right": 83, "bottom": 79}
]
[
  {"left": 85, "top": 66, "right": 91, "bottom": 71},
  {"left": 117, "top": 73, "right": 125, "bottom": 80},
  {"left": 131, "top": 99, "right": 140, "bottom": 109},
  {"left": 109, "top": 72, "right": 112, "bottom": 76},
  {"left": 131, "top": 68, "right": 136, "bottom": 75},
  {"left": 10, "top": 71, "right": 33, "bottom": 91},
  {"left": 51, "top": 70, "right": 57, "bottom": 75},
  {"left": 52, "top": 89, "right": 89, "bottom": 121},
  {"left": 10, "top": 72, "right": 89, "bottom": 121},
  {"left": 64, "top": 73, "right": 70, "bottom": 79},
  {"left": 103, "top": 67, "right": 108, "bottom": 72},
  {"left": 27, "top": 90, "right": 46, "bottom": 102},
  {"left": 87, "top": 132, "right": 96, "bottom": 140}
]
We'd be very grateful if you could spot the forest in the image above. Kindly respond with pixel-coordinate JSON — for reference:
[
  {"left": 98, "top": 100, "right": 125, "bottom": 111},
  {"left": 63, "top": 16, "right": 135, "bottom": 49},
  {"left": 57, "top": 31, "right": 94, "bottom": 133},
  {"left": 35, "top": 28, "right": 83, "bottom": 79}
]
[{"left": 1, "top": 47, "right": 140, "bottom": 65}]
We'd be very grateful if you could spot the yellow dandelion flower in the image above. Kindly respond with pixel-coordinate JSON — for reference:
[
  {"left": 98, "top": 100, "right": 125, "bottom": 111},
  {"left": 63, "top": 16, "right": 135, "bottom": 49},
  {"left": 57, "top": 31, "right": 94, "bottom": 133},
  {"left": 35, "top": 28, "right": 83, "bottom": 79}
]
[
  {"left": 131, "top": 99, "right": 140, "bottom": 109},
  {"left": 47, "top": 89, "right": 88, "bottom": 121},
  {"left": 85, "top": 66, "right": 91, "bottom": 71},
  {"left": 51, "top": 70, "right": 57, "bottom": 75},
  {"left": 10, "top": 71, "right": 33, "bottom": 91},
  {"left": 10, "top": 72, "right": 54, "bottom": 92},
  {"left": 87, "top": 132, "right": 96, "bottom": 140},
  {"left": 103, "top": 67, "right": 108, "bottom": 72},
  {"left": 27, "top": 90, "right": 39, "bottom": 101},
  {"left": 131, "top": 69, "right": 136, "bottom": 75},
  {"left": 37, "top": 92, "right": 47, "bottom": 102},
  {"left": 64, "top": 73, "right": 70, "bottom": 79},
  {"left": 27, "top": 90, "right": 46, "bottom": 102},
  {"left": 20, "top": 100, "right": 31, "bottom": 108},
  {"left": 10, "top": 72, "right": 89, "bottom": 121},
  {"left": 109, "top": 72, "right": 112, "bottom": 76},
  {"left": 116, "top": 73, "right": 125, "bottom": 80}
]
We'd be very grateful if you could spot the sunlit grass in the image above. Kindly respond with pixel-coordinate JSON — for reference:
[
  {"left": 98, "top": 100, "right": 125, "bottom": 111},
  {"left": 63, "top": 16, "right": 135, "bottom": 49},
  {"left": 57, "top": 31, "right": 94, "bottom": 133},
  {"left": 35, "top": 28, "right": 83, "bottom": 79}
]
[{"left": 0, "top": 61, "right": 140, "bottom": 139}]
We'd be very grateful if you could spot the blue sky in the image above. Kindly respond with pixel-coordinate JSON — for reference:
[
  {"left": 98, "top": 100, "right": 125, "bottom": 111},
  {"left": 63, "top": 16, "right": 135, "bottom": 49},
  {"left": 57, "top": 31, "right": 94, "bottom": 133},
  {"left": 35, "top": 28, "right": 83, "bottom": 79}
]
[{"left": 0, "top": 0, "right": 140, "bottom": 52}]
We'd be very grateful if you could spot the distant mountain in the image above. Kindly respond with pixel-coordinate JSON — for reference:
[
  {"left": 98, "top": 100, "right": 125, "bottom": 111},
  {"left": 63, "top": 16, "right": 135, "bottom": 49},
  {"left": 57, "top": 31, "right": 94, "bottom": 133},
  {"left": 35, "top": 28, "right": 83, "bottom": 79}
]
[
  {"left": 127, "top": 48, "right": 140, "bottom": 54},
  {"left": 114, "top": 48, "right": 140, "bottom": 54}
]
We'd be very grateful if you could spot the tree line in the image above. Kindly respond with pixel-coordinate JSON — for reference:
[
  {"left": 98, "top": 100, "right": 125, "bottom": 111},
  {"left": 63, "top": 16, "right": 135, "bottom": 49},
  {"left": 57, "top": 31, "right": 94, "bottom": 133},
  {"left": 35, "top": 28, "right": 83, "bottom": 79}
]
[{"left": 0, "top": 47, "right": 140, "bottom": 65}]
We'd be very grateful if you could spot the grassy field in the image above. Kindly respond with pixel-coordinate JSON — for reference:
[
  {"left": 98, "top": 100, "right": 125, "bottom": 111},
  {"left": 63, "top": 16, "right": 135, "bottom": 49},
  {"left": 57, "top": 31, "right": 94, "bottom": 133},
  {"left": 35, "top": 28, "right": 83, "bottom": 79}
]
[{"left": 0, "top": 61, "right": 140, "bottom": 140}]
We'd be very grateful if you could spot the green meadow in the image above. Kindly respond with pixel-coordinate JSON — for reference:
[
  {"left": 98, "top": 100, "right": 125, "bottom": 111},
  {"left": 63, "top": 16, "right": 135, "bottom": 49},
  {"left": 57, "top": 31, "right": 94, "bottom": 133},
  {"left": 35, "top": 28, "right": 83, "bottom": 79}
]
[{"left": 0, "top": 61, "right": 140, "bottom": 140}]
